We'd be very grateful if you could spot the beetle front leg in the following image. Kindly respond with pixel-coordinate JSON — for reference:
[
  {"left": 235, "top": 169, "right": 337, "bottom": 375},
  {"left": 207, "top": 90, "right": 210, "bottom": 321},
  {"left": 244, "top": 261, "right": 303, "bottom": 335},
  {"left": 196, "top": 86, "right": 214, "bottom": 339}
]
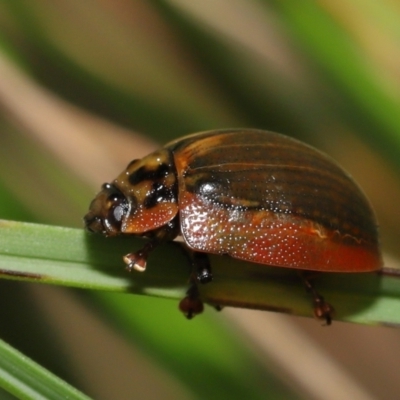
[
  {"left": 123, "top": 241, "right": 159, "bottom": 272},
  {"left": 300, "top": 272, "right": 334, "bottom": 325},
  {"left": 123, "top": 218, "right": 181, "bottom": 272}
]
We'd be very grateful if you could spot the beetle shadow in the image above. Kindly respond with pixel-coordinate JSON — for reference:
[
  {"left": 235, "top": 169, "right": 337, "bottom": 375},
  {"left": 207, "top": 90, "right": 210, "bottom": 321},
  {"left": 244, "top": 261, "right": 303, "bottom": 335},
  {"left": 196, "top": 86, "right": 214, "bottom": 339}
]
[
  {"left": 84, "top": 232, "right": 383, "bottom": 322},
  {"left": 83, "top": 232, "right": 193, "bottom": 297},
  {"left": 314, "top": 270, "right": 382, "bottom": 321},
  {"left": 203, "top": 255, "right": 383, "bottom": 322},
  {"left": 252, "top": 267, "right": 382, "bottom": 321}
]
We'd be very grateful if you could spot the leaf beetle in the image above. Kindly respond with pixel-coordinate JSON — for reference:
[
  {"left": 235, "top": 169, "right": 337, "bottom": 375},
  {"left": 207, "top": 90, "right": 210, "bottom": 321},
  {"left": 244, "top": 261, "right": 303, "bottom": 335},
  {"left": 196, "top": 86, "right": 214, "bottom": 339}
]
[{"left": 84, "top": 129, "right": 382, "bottom": 323}]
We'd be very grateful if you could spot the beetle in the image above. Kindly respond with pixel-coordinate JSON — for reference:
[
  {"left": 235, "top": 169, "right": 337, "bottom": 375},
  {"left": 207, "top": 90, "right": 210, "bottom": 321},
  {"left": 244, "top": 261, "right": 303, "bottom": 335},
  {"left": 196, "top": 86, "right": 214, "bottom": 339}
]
[{"left": 84, "top": 129, "right": 382, "bottom": 324}]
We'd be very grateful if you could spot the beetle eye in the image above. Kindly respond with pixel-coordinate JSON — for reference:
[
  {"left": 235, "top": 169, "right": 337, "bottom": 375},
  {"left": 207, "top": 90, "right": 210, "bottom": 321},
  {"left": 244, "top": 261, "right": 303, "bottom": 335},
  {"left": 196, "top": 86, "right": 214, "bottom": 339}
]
[
  {"left": 106, "top": 193, "right": 129, "bottom": 230},
  {"left": 113, "top": 203, "right": 125, "bottom": 221}
]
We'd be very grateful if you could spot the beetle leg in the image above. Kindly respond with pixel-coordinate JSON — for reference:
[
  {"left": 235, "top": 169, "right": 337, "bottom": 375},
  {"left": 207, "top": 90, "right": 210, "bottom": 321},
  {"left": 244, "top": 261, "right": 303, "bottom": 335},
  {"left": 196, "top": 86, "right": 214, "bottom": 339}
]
[
  {"left": 193, "top": 251, "right": 213, "bottom": 284},
  {"left": 312, "top": 293, "right": 334, "bottom": 325},
  {"left": 123, "top": 218, "right": 181, "bottom": 272},
  {"left": 300, "top": 272, "right": 334, "bottom": 325},
  {"left": 179, "top": 283, "right": 204, "bottom": 319},
  {"left": 123, "top": 241, "right": 158, "bottom": 272}
]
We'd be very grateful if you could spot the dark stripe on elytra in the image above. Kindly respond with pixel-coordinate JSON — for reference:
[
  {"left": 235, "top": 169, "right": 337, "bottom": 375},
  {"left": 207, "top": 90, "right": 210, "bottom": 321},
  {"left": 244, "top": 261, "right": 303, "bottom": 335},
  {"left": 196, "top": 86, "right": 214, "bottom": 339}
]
[
  {"left": 186, "top": 175, "right": 377, "bottom": 243},
  {"left": 129, "top": 163, "right": 171, "bottom": 186},
  {"left": 143, "top": 181, "right": 178, "bottom": 209}
]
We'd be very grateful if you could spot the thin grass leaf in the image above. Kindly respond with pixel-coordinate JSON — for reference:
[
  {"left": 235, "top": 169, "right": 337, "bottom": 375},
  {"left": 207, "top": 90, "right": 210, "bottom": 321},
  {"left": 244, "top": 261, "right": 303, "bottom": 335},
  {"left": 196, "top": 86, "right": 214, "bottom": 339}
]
[
  {"left": 0, "top": 219, "right": 398, "bottom": 325},
  {"left": 0, "top": 219, "right": 189, "bottom": 297},
  {"left": 0, "top": 337, "right": 90, "bottom": 400}
]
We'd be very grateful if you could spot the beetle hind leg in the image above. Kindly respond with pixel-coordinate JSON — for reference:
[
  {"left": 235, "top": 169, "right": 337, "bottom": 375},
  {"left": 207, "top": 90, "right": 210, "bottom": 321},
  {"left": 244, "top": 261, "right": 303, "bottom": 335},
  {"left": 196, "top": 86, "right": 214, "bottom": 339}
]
[
  {"left": 312, "top": 293, "right": 334, "bottom": 325},
  {"left": 300, "top": 272, "right": 334, "bottom": 325}
]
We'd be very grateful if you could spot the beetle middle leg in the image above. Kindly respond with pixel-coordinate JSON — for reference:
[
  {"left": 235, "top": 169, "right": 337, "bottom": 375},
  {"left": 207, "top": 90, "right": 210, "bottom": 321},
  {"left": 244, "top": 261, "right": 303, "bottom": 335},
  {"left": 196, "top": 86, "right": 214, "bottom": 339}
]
[
  {"left": 178, "top": 250, "right": 214, "bottom": 319},
  {"left": 192, "top": 251, "right": 213, "bottom": 284},
  {"left": 300, "top": 272, "right": 334, "bottom": 325}
]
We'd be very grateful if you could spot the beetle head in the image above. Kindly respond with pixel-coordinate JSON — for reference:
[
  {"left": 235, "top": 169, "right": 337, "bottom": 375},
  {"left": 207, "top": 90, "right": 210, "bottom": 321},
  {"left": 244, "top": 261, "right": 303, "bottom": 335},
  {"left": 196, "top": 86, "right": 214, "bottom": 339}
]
[
  {"left": 84, "top": 183, "right": 130, "bottom": 236},
  {"left": 84, "top": 149, "right": 179, "bottom": 237}
]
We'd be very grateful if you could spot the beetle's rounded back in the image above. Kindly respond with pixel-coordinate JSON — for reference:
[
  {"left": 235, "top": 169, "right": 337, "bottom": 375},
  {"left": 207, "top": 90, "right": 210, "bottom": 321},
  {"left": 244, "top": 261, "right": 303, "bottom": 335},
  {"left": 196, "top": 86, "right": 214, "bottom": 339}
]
[{"left": 168, "top": 129, "right": 381, "bottom": 272}]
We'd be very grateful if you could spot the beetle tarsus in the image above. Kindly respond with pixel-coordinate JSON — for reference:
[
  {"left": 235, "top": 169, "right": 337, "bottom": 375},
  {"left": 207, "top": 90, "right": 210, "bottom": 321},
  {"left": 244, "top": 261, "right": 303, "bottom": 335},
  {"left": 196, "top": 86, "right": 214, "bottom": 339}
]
[
  {"left": 179, "top": 285, "right": 204, "bottom": 319},
  {"left": 123, "top": 252, "right": 147, "bottom": 272},
  {"left": 300, "top": 272, "right": 334, "bottom": 325},
  {"left": 312, "top": 294, "right": 334, "bottom": 326},
  {"left": 123, "top": 241, "right": 158, "bottom": 272}
]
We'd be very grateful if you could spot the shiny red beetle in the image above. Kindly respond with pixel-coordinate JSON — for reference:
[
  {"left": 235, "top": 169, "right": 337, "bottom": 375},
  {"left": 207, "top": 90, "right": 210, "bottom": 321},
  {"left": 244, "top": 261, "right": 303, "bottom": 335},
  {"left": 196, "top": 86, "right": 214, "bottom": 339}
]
[{"left": 84, "top": 129, "right": 382, "bottom": 323}]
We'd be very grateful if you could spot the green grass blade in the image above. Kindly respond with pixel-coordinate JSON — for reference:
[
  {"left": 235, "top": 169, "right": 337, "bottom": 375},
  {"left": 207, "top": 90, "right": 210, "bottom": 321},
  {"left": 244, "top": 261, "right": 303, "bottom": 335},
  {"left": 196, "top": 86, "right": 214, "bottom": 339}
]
[
  {"left": 0, "top": 337, "right": 90, "bottom": 400},
  {"left": 0, "top": 219, "right": 399, "bottom": 325},
  {"left": 0, "top": 219, "right": 189, "bottom": 297}
]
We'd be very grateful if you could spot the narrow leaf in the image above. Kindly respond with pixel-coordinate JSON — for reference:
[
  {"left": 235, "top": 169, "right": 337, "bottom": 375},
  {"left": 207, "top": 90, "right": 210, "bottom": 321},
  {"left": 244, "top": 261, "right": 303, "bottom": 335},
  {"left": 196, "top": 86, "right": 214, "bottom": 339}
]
[
  {"left": 0, "top": 219, "right": 398, "bottom": 325},
  {"left": 0, "top": 337, "right": 90, "bottom": 400}
]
